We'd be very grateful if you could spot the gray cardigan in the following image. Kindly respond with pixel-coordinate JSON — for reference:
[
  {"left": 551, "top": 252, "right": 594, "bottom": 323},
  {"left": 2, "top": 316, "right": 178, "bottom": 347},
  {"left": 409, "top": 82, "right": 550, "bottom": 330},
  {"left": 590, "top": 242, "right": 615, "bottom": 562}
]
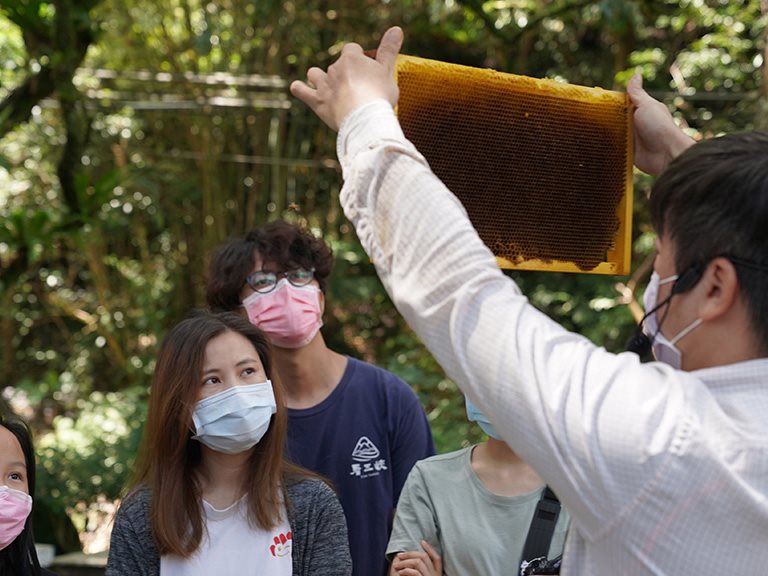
[{"left": 106, "top": 478, "right": 352, "bottom": 575}]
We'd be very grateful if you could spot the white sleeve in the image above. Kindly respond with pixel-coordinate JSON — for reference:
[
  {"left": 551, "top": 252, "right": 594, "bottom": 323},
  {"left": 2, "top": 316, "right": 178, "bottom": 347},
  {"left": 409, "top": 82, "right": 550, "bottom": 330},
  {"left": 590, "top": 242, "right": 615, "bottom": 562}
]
[{"left": 337, "top": 100, "right": 690, "bottom": 540}]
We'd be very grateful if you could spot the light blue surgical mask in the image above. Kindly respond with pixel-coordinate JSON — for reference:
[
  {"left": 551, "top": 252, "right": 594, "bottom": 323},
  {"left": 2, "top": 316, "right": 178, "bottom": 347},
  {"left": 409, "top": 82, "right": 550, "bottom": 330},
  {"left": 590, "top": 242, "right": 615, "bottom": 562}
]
[
  {"left": 465, "top": 397, "right": 502, "bottom": 440},
  {"left": 192, "top": 381, "right": 276, "bottom": 454}
]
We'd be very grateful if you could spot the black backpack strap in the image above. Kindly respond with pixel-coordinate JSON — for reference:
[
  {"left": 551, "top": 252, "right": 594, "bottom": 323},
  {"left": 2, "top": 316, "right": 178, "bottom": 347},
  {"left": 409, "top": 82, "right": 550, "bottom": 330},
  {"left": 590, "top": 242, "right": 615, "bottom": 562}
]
[{"left": 520, "top": 486, "right": 561, "bottom": 565}]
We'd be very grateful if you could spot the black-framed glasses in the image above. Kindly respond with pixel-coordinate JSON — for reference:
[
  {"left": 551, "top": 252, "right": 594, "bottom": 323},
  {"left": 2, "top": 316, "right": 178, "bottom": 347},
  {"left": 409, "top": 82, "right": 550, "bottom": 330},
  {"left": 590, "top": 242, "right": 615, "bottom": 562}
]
[
  {"left": 244, "top": 268, "right": 315, "bottom": 294},
  {"left": 520, "top": 555, "right": 561, "bottom": 576}
]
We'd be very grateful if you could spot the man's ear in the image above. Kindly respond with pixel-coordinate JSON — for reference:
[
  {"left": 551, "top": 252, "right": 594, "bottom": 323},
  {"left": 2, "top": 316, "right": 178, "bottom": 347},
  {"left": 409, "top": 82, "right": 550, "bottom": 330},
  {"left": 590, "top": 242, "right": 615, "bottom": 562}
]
[{"left": 698, "top": 257, "right": 740, "bottom": 321}]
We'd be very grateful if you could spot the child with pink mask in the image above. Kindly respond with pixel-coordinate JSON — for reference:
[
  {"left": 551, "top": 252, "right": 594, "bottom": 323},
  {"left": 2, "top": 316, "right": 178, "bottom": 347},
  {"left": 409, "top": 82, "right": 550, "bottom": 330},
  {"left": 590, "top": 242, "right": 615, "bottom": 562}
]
[
  {"left": 0, "top": 414, "right": 56, "bottom": 576},
  {"left": 207, "top": 221, "right": 435, "bottom": 576}
]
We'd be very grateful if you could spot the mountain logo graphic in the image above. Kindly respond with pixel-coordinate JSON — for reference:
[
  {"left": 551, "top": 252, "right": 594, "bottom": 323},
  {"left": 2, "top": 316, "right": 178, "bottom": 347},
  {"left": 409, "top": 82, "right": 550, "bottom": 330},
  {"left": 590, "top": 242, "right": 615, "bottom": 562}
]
[{"left": 351, "top": 436, "right": 380, "bottom": 462}]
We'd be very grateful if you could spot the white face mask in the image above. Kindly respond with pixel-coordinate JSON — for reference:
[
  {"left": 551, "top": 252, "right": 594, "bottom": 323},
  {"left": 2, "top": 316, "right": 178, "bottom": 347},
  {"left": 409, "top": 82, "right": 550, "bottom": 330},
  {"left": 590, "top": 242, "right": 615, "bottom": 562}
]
[
  {"left": 192, "top": 381, "right": 276, "bottom": 454},
  {"left": 642, "top": 271, "right": 703, "bottom": 369}
]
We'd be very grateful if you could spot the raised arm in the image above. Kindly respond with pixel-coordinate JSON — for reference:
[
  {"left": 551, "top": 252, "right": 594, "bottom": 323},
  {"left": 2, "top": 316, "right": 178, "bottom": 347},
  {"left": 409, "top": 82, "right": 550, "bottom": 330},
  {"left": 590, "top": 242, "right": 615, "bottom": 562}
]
[{"left": 291, "top": 27, "right": 692, "bottom": 541}]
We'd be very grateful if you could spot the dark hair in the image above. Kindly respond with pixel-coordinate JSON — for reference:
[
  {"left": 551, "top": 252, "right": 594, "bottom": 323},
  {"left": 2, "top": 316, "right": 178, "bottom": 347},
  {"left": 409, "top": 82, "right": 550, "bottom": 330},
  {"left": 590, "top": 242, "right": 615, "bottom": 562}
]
[
  {"left": 130, "top": 310, "right": 314, "bottom": 557},
  {"left": 650, "top": 131, "right": 768, "bottom": 351},
  {"left": 0, "top": 414, "right": 42, "bottom": 576},
  {"left": 206, "top": 220, "right": 334, "bottom": 312}
]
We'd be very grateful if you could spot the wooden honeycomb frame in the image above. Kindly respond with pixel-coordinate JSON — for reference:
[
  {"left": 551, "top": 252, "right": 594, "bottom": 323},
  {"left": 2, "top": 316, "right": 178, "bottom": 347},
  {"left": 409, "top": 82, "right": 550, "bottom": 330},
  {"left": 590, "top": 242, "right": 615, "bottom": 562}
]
[{"left": 394, "top": 54, "right": 634, "bottom": 275}]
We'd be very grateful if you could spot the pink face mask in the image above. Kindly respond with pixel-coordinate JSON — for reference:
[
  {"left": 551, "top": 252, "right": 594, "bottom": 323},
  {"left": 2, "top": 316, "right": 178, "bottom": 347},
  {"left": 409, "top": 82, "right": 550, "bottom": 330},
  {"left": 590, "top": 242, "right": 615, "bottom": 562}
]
[
  {"left": 0, "top": 485, "right": 32, "bottom": 550},
  {"left": 642, "top": 271, "right": 703, "bottom": 369},
  {"left": 242, "top": 279, "right": 323, "bottom": 348}
]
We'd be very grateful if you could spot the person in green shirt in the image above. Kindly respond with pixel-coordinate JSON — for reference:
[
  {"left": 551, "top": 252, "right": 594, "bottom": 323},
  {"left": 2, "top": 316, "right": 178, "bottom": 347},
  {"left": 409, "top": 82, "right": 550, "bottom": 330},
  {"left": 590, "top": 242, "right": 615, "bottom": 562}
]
[{"left": 387, "top": 398, "right": 569, "bottom": 576}]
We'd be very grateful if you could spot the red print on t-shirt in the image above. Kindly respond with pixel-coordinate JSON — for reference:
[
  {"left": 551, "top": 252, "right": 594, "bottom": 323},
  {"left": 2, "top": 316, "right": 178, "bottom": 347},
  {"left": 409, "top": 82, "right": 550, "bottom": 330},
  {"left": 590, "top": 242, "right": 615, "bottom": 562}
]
[{"left": 270, "top": 531, "right": 293, "bottom": 557}]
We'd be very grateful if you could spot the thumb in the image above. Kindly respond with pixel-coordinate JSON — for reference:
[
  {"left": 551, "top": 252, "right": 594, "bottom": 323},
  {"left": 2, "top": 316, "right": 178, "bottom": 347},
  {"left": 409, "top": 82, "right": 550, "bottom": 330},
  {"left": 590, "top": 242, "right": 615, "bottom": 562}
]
[
  {"left": 421, "top": 540, "right": 442, "bottom": 569},
  {"left": 627, "top": 73, "right": 651, "bottom": 104},
  {"left": 376, "top": 26, "right": 404, "bottom": 72}
]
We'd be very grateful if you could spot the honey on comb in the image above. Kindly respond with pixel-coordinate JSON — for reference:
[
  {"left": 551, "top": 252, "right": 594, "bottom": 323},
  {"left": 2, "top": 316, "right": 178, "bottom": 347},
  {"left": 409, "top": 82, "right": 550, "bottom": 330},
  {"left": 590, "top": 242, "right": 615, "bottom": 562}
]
[{"left": 395, "top": 56, "right": 631, "bottom": 273}]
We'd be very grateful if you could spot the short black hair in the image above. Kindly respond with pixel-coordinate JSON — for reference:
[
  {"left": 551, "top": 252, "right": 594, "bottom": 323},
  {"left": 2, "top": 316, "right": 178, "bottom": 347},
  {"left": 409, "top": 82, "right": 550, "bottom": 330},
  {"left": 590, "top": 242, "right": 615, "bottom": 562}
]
[
  {"left": 206, "top": 220, "right": 334, "bottom": 312},
  {"left": 650, "top": 131, "right": 768, "bottom": 352},
  {"left": 0, "top": 413, "right": 43, "bottom": 576}
]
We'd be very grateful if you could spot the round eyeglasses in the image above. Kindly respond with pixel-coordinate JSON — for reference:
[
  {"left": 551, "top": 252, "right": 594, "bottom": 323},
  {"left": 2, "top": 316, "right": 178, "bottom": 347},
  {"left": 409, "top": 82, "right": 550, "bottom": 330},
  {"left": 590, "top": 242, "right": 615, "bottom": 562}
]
[{"left": 245, "top": 268, "right": 315, "bottom": 294}]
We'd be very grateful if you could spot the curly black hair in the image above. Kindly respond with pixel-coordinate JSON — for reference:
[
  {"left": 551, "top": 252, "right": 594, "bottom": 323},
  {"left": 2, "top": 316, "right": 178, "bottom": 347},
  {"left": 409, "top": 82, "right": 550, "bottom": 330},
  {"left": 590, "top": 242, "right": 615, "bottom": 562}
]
[{"left": 206, "top": 220, "right": 334, "bottom": 312}]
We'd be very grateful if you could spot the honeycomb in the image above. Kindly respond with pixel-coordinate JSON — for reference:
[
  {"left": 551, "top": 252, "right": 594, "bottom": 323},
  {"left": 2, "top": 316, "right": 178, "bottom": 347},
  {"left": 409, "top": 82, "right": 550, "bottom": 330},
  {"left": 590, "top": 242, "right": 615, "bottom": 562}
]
[{"left": 394, "top": 55, "right": 633, "bottom": 274}]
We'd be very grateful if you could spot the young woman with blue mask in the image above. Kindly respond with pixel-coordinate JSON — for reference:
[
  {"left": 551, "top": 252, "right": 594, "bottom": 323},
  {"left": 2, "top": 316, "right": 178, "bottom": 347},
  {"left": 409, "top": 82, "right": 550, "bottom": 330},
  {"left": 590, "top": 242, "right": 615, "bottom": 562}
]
[
  {"left": 106, "top": 311, "right": 351, "bottom": 576},
  {"left": 206, "top": 221, "right": 435, "bottom": 576}
]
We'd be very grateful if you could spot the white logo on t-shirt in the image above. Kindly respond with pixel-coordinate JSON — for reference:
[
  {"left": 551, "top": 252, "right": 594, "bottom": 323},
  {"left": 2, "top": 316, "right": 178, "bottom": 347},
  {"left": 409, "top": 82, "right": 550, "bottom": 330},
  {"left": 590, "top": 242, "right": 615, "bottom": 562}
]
[{"left": 349, "top": 436, "right": 388, "bottom": 479}]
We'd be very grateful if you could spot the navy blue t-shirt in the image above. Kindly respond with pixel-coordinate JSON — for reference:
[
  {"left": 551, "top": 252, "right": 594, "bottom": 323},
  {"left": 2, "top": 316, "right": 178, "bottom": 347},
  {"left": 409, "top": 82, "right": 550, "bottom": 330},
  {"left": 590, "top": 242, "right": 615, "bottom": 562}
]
[{"left": 286, "top": 357, "right": 435, "bottom": 576}]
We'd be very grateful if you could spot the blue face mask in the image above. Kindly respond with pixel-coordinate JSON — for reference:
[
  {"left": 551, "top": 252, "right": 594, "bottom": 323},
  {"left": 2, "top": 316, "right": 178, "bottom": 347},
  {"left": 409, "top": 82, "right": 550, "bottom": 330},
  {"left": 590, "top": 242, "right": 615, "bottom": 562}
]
[
  {"left": 465, "top": 398, "right": 502, "bottom": 440},
  {"left": 192, "top": 381, "right": 276, "bottom": 454}
]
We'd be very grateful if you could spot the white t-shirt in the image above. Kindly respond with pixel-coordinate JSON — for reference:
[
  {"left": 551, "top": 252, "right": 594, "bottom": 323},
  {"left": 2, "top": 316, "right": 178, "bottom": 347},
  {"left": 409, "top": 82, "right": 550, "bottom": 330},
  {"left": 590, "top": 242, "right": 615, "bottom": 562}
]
[{"left": 160, "top": 497, "right": 292, "bottom": 575}]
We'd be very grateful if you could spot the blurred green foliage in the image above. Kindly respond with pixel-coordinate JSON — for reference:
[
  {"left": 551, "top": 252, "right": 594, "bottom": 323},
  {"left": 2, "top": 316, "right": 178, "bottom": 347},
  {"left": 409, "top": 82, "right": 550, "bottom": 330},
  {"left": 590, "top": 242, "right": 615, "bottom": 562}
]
[
  {"left": 0, "top": 0, "right": 765, "bottom": 549},
  {"left": 36, "top": 387, "right": 147, "bottom": 517}
]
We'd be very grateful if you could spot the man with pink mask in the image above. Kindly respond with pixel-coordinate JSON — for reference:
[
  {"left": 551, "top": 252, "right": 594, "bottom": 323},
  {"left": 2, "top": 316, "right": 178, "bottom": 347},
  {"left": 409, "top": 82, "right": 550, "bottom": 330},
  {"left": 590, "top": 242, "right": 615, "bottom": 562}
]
[
  {"left": 206, "top": 220, "right": 435, "bottom": 576},
  {"left": 287, "top": 25, "right": 768, "bottom": 575}
]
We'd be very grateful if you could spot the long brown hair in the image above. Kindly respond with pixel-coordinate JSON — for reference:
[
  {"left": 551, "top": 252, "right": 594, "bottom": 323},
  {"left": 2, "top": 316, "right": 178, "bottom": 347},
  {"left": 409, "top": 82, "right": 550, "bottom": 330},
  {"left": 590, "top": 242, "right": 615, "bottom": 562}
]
[{"left": 131, "top": 310, "right": 308, "bottom": 557}]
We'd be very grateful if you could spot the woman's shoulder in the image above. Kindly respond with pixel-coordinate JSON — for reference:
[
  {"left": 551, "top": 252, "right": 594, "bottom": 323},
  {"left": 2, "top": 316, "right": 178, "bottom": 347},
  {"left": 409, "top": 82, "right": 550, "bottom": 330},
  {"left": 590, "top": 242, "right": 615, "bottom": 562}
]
[
  {"left": 286, "top": 476, "right": 336, "bottom": 503},
  {"left": 285, "top": 476, "right": 345, "bottom": 529},
  {"left": 115, "top": 485, "right": 152, "bottom": 522},
  {"left": 122, "top": 484, "right": 151, "bottom": 505}
]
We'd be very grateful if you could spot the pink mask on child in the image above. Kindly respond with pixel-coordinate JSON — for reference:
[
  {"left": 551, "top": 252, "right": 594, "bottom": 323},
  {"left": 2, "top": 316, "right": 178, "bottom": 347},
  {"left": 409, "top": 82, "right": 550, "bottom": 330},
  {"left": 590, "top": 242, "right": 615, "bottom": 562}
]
[
  {"left": 0, "top": 485, "right": 33, "bottom": 550},
  {"left": 242, "top": 279, "right": 323, "bottom": 348}
]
